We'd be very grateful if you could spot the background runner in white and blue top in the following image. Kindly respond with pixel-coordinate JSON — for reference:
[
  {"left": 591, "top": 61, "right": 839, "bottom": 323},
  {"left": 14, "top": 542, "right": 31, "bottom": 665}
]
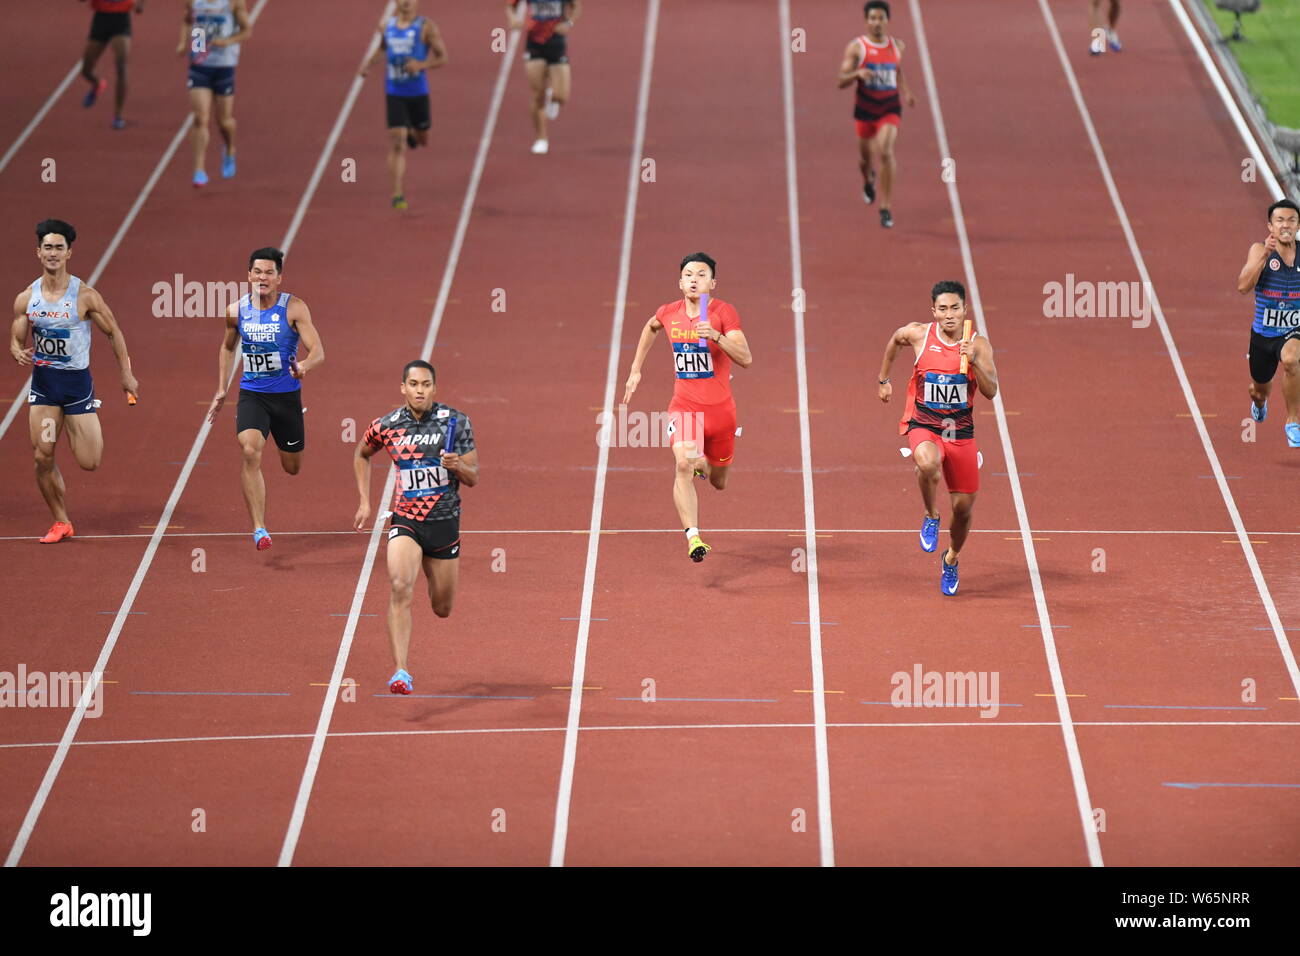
[
  {"left": 1238, "top": 198, "right": 1300, "bottom": 446},
  {"left": 181, "top": 0, "right": 251, "bottom": 187},
  {"left": 9, "top": 219, "right": 139, "bottom": 543},
  {"left": 207, "top": 246, "right": 325, "bottom": 551},
  {"left": 359, "top": 0, "right": 448, "bottom": 210}
]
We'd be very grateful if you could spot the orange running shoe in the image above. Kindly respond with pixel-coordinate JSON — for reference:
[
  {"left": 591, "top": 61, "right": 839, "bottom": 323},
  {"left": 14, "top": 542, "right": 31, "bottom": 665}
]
[{"left": 40, "top": 521, "right": 74, "bottom": 544}]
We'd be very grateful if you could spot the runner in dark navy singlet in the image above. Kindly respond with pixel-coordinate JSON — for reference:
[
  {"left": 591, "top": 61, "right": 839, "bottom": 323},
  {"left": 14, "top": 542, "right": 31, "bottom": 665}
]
[
  {"left": 353, "top": 360, "right": 478, "bottom": 696},
  {"left": 1239, "top": 198, "right": 1300, "bottom": 447},
  {"left": 206, "top": 247, "right": 325, "bottom": 551}
]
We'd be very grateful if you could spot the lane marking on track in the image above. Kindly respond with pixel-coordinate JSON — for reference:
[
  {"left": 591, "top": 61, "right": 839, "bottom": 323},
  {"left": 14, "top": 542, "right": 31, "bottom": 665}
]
[
  {"left": 911, "top": 0, "right": 1102, "bottom": 867},
  {"left": 1, "top": 0, "right": 358, "bottom": 871},
  {"left": 0, "top": 64, "right": 80, "bottom": 176},
  {"left": 1037, "top": 0, "right": 1300, "bottom": 704},
  {"left": 779, "top": 0, "right": 834, "bottom": 868},
  {"left": 278, "top": 9, "right": 519, "bottom": 869},
  {"left": 1164, "top": 782, "right": 1300, "bottom": 790},
  {"left": 0, "top": 0, "right": 275, "bottom": 445},
  {"left": 1167, "top": 0, "right": 1287, "bottom": 198},
  {"left": 548, "top": 0, "right": 661, "bottom": 870},
  {"left": 4, "top": 720, "right": 1298, "bottom": 752}
]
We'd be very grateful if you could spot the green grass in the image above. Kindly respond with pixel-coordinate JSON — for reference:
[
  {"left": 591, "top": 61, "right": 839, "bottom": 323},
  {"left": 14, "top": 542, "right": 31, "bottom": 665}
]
[{"left": 1203, "top": 0, "right": 1300, "bottom": 128}]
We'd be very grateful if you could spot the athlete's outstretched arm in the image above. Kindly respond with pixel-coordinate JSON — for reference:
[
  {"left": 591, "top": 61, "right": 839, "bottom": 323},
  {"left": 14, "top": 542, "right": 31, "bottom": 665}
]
[
  {"left": 894, "top": 39, "right": 916, "bottom": 108},
  {"left": 288, "top": 298, "right": 324, "bottom": 378},
  {"left": 712, "top": 328, "right": 752, "bottom": 369},
  {"left": 216, "top": 0, "right": 252, "bottom": 48},
  {"left": 207, "top": 306, "right": 241, "bottom": 423},
  {"left": 622, "top": 315, "right": 662, "bottom": 404},
  {"left": 837, "top": 40, "right": 865, "bottom": 88},
  {"left": 353, "top": 438, "right": 381, "bottom": 531},
  {"left": 877, "top": 322, "right": 925, "bottom": 403},
  {"left": 419, "top": 20, "right": 448, "bottom": 71},
  {"left": 963, "top": 336, "right": 998, "bottom": 399},
  {"left": 359, "top": 13, "right": 389, "bottom": 77},
  {"left": 84, "top": 286, "right": 139, "bottom": 399},
  {"left": 10, "top": 291, "right": 33, "bottom": 366},
  {"left": 440, "top": 448, "right": 479, "bottom": 488},
  {"left": 1237, "top": 241, "right": 1272, "bottom": 294}
]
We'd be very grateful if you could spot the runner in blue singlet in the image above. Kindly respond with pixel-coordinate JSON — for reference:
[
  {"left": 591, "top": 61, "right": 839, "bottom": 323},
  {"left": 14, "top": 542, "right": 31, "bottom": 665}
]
[
  {"left": 206, "top": 247, "right": 325, "bottom": 551},
  {"left": 359, "top": 0, "right": 448, "bottom": 210}
]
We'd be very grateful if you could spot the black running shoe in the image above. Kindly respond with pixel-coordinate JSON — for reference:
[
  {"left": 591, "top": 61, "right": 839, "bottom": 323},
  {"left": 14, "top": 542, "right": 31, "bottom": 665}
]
[
  {"left": 406, "top": 131, "right": 418, "bottom": 149},
  {"left": 863, "top": 172, "right": 876, "bottom": 205},
  {"left": 880, "top": 208, "right": 894, "bottom": 229}
]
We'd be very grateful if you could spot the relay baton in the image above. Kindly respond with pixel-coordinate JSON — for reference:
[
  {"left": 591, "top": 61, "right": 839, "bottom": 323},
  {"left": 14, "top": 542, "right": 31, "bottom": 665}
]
[
  {"left": 698, "top": 293, "right": 710, "bottom": 348},
  {"left": 443, "top": 416, "right": 458, "bottom": 454},
  {"left": 958, "top": 319, "right": 972, "bottom": 375}
]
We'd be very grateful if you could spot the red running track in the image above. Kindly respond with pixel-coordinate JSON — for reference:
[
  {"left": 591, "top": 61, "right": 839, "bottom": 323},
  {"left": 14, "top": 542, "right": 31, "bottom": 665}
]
[{"left": 0, "top": 0, "right": 1296, "bottom": 866}]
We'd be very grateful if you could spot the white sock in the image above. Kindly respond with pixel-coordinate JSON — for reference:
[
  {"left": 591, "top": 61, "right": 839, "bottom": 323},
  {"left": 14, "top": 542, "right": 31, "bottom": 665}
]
[{"left": 685, "top": 527, "right": 699, "bottom": 540}]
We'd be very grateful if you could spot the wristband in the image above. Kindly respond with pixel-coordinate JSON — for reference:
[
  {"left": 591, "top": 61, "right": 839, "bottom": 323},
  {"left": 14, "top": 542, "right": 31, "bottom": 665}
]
[{"left": 878, "top": 378, "right": 890, "bottom": 385}]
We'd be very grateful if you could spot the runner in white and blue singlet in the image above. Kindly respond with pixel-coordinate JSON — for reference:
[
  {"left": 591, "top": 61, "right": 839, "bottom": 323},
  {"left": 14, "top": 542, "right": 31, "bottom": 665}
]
[
  {"left": 207, "top": 247, "right": 325, "bottom": 551},
  {"left": 1239, "top": 198, "right": 1300, "bottom": 446},
  {"left": 9, "top": 219, "right": 138, "bottom": 543},
  {"left": 360, "top": 0, "right": 447, "bottom": 210},
  {"left": 180, "top": 0, "right": 251, "bottom": 187}
]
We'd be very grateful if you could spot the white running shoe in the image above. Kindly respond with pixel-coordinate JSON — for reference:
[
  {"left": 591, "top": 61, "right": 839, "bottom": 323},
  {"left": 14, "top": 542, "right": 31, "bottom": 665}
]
[
  {"left": 530, "top": 138, "right": 549, "bottom": 154},
  {"left": 544, "top": 88, "right": 560, "bottom": 120}
]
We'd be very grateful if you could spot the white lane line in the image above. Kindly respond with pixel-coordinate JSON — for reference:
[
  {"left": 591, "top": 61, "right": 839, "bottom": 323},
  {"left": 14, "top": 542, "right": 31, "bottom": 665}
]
[
  {"left": 1, "top": 0, "right": 363, "bottom": 870},
  {"left": 909, "top": 0, "right": 1103, "bottom": 867},
  {"left": 0, "top": 0, "right": 275, "bottom": 444},
  {"left": 4, "top": 719, "right": 1295, "bottom": 751},
  {"left": 1, "top": 526, "right": 1296, "bottom": 541},
  {"left": 1167, "top": 0, "right": 1287, "bottom": 198},
  {"left": 1036, "top": 0, "right": 1300, "bottom": 702},
  {"left": 276, "top": 21, "right": 519, "bottom": 869},
  {"left": 778, "top": 0, "right": 833, "bottom": 868},
  {"left": 0, "top": 63, "right": 80, "bottom": 175},
  {"left": 547, "top": 0, "right": 661, "bottom": 869}
]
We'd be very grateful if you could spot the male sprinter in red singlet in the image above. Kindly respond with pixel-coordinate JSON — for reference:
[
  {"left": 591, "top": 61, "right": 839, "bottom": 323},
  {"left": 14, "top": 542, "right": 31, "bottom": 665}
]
[
  {"left": 353, "top": 360, "right": 478, "bottom": 695},
  {"left": 837, "top": 1, "right": 915, "bottom": 229},
  {"left": 206, "top": 247, "right": 324, "bottom": 551},
  {"left": 79, "top": 0, "right": 144, "bottom": 129},
  {"left": 10, "top": 219, "right": 139, "bottom": 542},
  {"left": 877, "top": 280, "right": 998, "bottom": 595},
  {"left": 506, "top": 0, "right": 581, "bottom": 155},
  {"left": 623, "top": 252, "right": 752, "bottom": 562}
]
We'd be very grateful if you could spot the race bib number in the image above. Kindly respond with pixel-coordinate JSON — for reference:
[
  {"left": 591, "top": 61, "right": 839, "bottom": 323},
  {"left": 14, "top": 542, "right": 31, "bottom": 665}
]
[
  {"left": 243, "top": 350, "right": 283, "bottom": 376},
  {"left": 1260, "top": 307, "right": 1300, "bottom": 330},
  {"left": 33, "top": 328, "right": 71, "bottom": 364},
  {"left": 921, "top": 371, "right": 969, "bottom": 410},
  {"left": 673, "top": 343, "right": 714, "bottom": 379},
  {"left": 860, "top": 64, "right": 897, "bottom": 90},
  {"left": 399, "top": 463, "right": 451, "bottom": 498}
]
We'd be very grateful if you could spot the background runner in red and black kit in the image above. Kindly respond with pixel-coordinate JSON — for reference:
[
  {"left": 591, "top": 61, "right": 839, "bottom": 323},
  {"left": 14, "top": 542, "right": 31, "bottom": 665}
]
[
  {"left": 509, "top": 0, "right": 580, "bottom": 154},
  {"left": 80, "top": 0, "right": 142, "bottom": 129},
  {"left": 361, "top": 401, "right": 476, "bottom": 558}
]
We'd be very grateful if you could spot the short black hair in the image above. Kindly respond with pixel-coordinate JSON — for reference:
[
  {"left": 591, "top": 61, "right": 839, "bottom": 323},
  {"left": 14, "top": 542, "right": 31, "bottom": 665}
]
[
  {"left": 864, "top": 1, "right": 891, "bottom": 18},
  {"left": 930, "top": 279, "right": 966, "bottom": 303},
  {"left": 402, "top": 359, "right": 436, "bottom": 383},
  {"left": 248, "top": 246, "right": 285, "bottom": 272},
  {"left": 35, "top": 219, "right": 76, "bottom": 248},
  {"left": 1267, "top": 198, "right": 1300, "bottom": 222},
  {"left": 680, "top": 252, "right": 717, "bottom": 278}
]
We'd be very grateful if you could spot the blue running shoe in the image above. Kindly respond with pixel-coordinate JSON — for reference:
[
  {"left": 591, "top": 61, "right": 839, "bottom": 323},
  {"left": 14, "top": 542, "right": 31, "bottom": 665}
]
[
  {"left": 83, "top": 77, "right": 106, "bottom": 108},
  {"left": 193, "top": 169, "right": 209, "bottom": 188},
  {"left": 919, "top": 515, "right": 940, "bottom": 553},
  {"left": 1107, "top": 30, "right": 1122, "bottom": 52},
  {"left": 221, "top": 150, "right": 236, "bottom": 179},
  {"left": 253, "top": 527, "right": 272, "bottom": 551},
  {"left": 1287, "top": 423, "right": 1300, "bottom": 448},
  {"left": 1251, "top": 400, "right": 1267, "bottom": 423},
  {"left": 940, "top": 549, "right": 959, "bottom": 596},
  {"left": 389, "top": 669, "right": 413, "bottom": 695},
  {"left": 111, "top": 116, "right": 126, "bottom": 130}
]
